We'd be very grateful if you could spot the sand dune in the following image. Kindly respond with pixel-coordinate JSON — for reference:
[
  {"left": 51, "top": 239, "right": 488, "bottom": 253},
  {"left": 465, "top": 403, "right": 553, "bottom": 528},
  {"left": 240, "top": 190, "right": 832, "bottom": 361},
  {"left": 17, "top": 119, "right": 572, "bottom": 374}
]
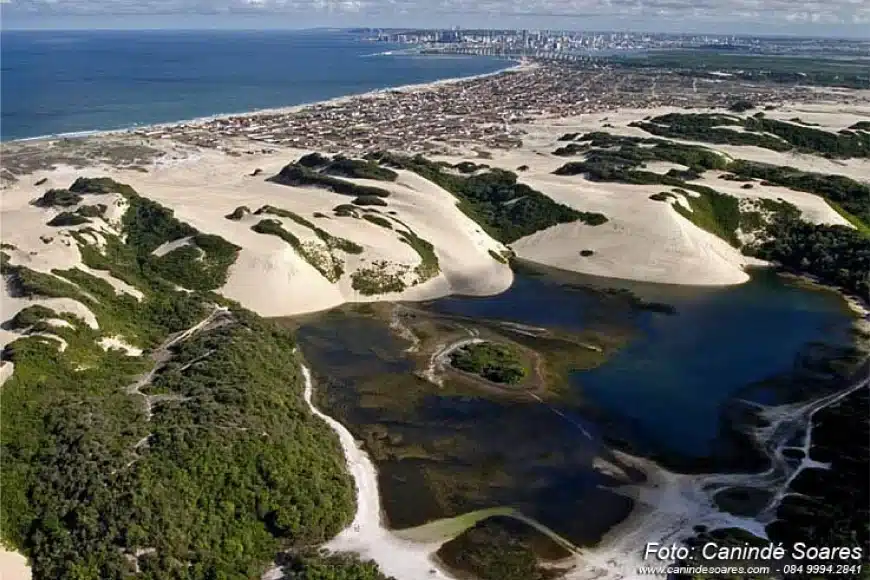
[{"left": 0, "top": 547, "right": 31, "bottom": 580}]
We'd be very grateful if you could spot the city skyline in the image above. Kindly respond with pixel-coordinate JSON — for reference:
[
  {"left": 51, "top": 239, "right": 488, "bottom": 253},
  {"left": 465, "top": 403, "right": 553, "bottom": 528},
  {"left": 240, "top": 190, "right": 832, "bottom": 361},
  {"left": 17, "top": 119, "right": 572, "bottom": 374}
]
[{"left": 2, "top": 0, "right": 870, "bottom": 38}]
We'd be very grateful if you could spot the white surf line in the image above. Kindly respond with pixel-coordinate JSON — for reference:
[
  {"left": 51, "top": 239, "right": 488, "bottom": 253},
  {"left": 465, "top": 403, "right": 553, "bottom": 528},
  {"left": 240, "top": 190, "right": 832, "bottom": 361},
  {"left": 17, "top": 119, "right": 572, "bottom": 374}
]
[
  {"left": 299, "top": 361, "right": 459, "bottom": 580},
  {"left": 565, "top": 362, "right": 870, "bottom": 580}
]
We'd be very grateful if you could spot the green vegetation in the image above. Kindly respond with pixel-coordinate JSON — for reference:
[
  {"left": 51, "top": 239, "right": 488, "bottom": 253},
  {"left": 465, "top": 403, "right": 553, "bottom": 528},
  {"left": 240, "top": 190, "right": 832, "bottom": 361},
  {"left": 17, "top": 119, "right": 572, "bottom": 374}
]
[
  {"left": 270, "top": 162, "right": 393, "bottom": 198},
  {"left": 436, "top": 517, "right": 571, "bottom": 580},
  {"left": 333, "top": 204, "right": 359, "bottom": 217},
  {"left": 351, "top": 261, "right": 408, "bottom": 295},
  {"left": 32, "top": 188, "right": 82, "bottom": 208},
  {"left": 672, "top": 189, "right": 742, "bottom": 246},
  {"left": 727, "top": 100, "right": 755, "bottom": 113},
  {"left": 746, "top": 218, "right": 870, "bottom": 298},
  {"left": 47, "top": 212, "right": 90, "bottom": 227},
  {"left": 148, "top": 234, "right": 241, "bottom": 292},
  {"left": 252, "top": 219, "right": 344, "bottom": 282},
  {"left": 553, "top": 132, "right": 729, "bottom": 174},
  {"left": 454, "top": 161, "right": 490, "bottom": 174},
  {"left": 828, "top": 201, "right": 870, "bottom": 237},
  {"left": 366, "top": 152, "right": 606, "bottom": 243},
  {"left": 612, "top": 51, "right": 870, "bottom": 90},
  {"left": 728, "top": 160, "right": 870, "bottom": 226},
  {"left": 450, "top": 341, "right": 527, "bottom": 385},
  {"left": 281, "top": 552, "right": 393, "bottom": 580},
  {"left": 225, "top": 205, "right": 251, "bottom": 220},
  {"left": 362, "top": 214, "right": 393, "bottom": 229},
  {"left": 2, "top": 179, "right": 357, "bottom": 580},
  {"left": 552, "top": 132, "right": 870, "bottom": 232},
  {"left": 7, "top": 304, "right": 57, "bottom": 330},
  {"left": 631, "top": 113, "right": 870, "bottom": 159},
  {"left": 69, "top": 176, "right": 137, "bottom": 195},
  {"left": 650, "top": 192, "right": 675, "bottom": 202},
  {"left": 255, "top": 205, "right": 363, "bottom": 255},
  {"left": 75, "top": 204, "right": 107, "bottom": 218},
  {"left": 396, "top": 227, "right": 439, "bottom": 282},
  {"left": 298, "top": 152, "right": 398, "bottom": 182},
  {"left": 850, "top": 121, "right": 870, "bottom": 131},
  {"left": 488, "top": 249, "right": 507, "bottom": 264},
  {"left": 352, "top": 195, "right": 389, "bottom": 207}
]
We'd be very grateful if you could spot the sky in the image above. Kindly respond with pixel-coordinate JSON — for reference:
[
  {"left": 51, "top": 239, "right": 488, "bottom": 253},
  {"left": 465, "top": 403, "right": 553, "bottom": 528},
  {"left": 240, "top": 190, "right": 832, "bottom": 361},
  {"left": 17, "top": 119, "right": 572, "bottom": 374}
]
[{"left": 2, "top": 0, "right": 869, "bottom": 37}]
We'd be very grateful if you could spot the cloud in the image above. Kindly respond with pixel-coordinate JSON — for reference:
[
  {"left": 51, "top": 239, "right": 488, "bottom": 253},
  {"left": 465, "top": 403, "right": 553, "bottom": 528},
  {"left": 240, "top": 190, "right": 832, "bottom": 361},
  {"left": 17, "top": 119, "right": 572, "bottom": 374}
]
[{"left": 3, "top": 0, "right": 869, "bottom": 33}]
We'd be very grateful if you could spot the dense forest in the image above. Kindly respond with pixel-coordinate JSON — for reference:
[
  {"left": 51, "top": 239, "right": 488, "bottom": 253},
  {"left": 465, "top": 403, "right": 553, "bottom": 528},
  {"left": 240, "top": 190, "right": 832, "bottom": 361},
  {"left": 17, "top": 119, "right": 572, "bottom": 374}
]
[
  {"left": 1, "top": 178, "right": 367, "bottom": 579},
  {"left": 366, "top": 152, "right": 607, "bottom": 243},
  {"left": 746, "top": 217, "right": 870, "bottom": 298},
  {"left": 450, "top": 342, "right": 528, "bottom": 385}
]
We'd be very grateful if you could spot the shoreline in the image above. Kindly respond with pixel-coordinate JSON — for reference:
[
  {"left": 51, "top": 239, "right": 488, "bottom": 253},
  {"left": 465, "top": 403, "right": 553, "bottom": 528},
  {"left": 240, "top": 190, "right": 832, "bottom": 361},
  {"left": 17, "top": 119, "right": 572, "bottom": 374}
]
[{"left": 2, "top": 57, "right": 526, "bottom": 146}]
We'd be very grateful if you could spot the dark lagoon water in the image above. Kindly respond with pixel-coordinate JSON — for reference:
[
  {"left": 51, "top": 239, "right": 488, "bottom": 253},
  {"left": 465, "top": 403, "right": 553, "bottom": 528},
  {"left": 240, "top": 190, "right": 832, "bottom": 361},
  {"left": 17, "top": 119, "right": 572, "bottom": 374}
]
[
  {"left": 0, "top": 29, "right": 510, "bottom": 140},
  {"left": 294, "top": 265, "right": 858, "bottom": 542},
  {"left": 429, "top": 266, "right": 854, "bottom": 460}
]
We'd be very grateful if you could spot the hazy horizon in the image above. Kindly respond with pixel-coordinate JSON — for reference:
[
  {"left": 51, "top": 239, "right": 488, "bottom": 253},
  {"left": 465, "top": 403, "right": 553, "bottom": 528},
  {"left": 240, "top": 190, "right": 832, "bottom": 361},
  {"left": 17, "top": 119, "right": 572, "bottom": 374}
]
[
  {"left": 2, "top": 0, "right": 869, "bottom": 40},
  {"left": 3, "top": 22, "right": 870, "bottom": 41}
]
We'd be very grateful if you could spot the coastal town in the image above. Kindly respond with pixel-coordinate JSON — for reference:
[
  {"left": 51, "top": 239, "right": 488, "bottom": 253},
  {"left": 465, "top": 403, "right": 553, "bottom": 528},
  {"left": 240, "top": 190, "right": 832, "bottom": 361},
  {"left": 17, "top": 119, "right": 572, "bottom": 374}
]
[{"left": 123, "top": 60, "right": 845, "bottom": 155}]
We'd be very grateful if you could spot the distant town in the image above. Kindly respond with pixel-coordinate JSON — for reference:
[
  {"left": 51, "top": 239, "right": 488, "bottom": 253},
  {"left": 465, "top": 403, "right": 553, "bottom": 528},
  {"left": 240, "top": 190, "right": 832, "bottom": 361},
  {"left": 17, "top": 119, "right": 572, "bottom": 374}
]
[
  {"left": 359, "top": 28, "right": 870, "bottom": 60},
  {"left": 125, "top": 61, "right": 853, "bottom": 155}
]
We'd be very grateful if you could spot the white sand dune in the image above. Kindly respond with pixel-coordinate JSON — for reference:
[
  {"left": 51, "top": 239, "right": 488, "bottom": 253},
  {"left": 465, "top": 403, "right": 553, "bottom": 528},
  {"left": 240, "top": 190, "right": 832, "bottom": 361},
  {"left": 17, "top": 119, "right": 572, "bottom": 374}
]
[
  {"left": 0, "top": 547, "right": 31, "bottom": 580},
  {"left": 509, "top": 175, "right": 758, "bottom": 286},
  {"left": 109, "top": 149, "right": 514, "bottom": 317}
]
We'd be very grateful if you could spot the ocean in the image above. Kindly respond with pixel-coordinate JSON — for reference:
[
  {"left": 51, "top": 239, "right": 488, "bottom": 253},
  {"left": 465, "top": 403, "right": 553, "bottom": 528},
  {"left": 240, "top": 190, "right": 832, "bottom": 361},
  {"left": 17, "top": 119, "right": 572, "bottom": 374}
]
[{"left": 0, "top": 29, "right": 510, "bottom": 141}]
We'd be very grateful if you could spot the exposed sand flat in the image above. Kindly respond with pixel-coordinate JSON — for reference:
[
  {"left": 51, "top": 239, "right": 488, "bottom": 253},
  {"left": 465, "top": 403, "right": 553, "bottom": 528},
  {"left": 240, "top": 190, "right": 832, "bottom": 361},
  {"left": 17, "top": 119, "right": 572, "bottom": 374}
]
[
  {"left": 0, "top": 547, "right": 31, "bottom": 580},
  {"left": 98, "top": 336, "right": 144, "bottom": 356}
]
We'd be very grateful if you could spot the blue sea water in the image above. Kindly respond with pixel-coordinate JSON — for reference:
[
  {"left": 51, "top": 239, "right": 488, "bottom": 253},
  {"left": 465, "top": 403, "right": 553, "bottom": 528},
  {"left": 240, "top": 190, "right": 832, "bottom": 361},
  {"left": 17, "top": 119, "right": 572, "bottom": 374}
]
[{"left": 0, "top": 29, "right": 510, "bottom": 141}]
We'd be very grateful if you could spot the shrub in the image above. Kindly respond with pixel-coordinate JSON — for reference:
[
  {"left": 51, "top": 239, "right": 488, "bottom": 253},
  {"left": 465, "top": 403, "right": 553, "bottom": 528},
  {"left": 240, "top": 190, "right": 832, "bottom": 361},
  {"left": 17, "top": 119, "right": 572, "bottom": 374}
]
[
  {"left": 32, "top": 189, "right": 82, "bottom": 208},
  {"left": 47, "top": 212, "right": 90, "bottom": 227},
  {"left": 353, "top": 196, "right": 388, "bottom": 207}
]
